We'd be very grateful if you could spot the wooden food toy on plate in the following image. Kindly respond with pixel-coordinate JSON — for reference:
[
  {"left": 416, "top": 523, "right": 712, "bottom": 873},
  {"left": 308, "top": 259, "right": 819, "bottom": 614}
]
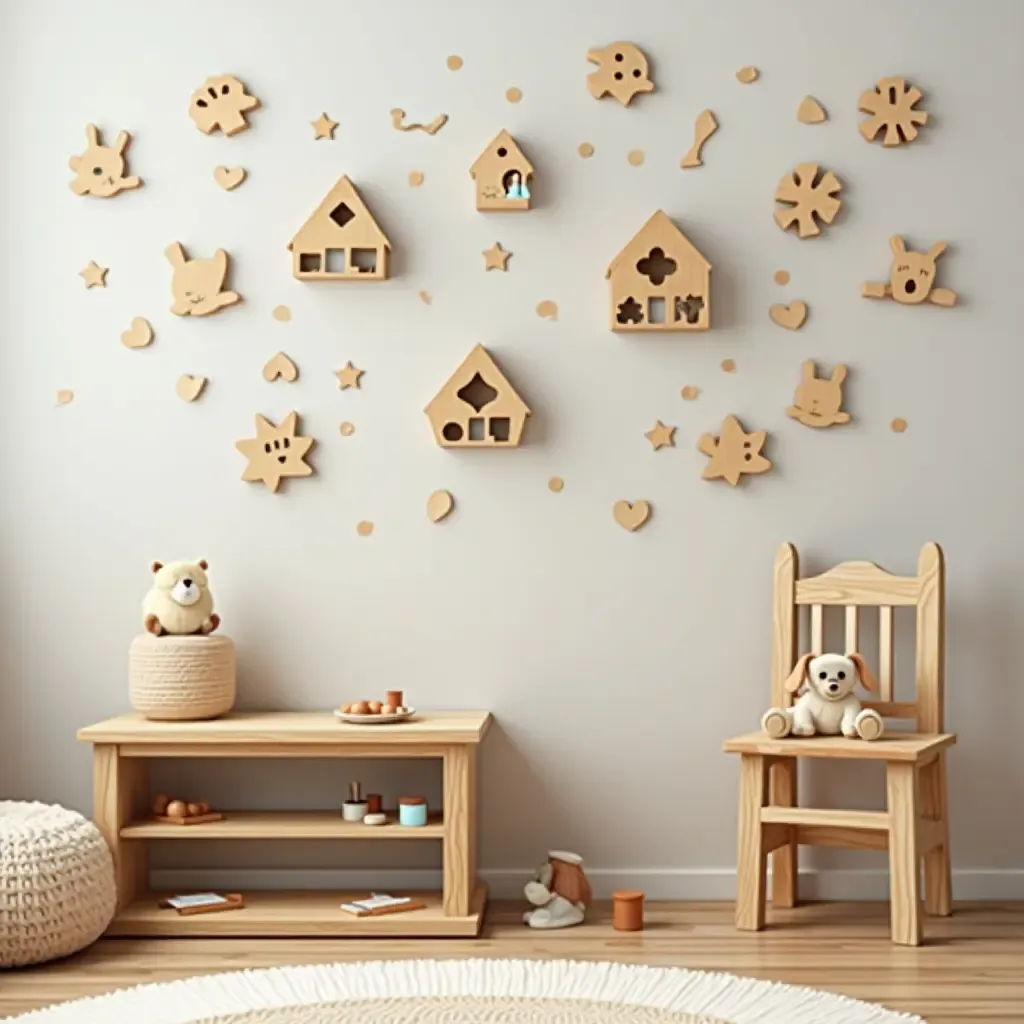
[{"left": 154, "top": 793, "right": 223, "bottom": 825}]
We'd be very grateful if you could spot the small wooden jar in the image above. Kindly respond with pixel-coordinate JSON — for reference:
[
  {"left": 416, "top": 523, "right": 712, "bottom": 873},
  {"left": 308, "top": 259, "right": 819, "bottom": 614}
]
[
  {"left": 612, "top": 890, "right": 644, "bottom": 931},
  {"left": 398, "top": 796, "right": 427, "bottom": 827},
  {"left": 366, "top": 793, "right": 383, "bottom": 815},
  {"left": 386, "top": 690, "right": 404, "bottom": 709}
]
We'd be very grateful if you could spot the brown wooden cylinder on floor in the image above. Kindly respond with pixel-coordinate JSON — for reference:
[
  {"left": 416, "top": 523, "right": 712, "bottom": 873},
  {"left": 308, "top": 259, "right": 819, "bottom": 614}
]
[{"left": 612, "top": 890, "right": 644, "bottom": 931}]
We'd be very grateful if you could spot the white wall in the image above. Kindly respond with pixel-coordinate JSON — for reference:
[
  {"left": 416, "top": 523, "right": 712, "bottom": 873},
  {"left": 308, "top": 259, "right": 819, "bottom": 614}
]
[{"left": 2, "top": 0, "right": 1022, "bottom": 899}]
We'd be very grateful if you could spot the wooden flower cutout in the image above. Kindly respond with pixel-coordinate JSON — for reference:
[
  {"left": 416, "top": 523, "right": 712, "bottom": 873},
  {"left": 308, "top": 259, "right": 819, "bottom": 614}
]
[
  {"left": 774, "top": 163, "right": 842, "bottom": 238},
  {"left": 698, "top": 415, "right": 772, "bottom": 486},
  {"left": 189, "top": 75, "right": 260, "bottom": 136},
  {"left": 859, "top": 77, "right": 928, "bottom": 147},
  {"left": 236, "top": 412, "right": 314, "bottom": 493}
]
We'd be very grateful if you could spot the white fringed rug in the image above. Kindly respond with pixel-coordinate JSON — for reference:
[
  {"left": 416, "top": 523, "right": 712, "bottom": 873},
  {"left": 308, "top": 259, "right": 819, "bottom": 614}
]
[{"left": 14, "top": 959, "right": 925, "bottom": 1024}]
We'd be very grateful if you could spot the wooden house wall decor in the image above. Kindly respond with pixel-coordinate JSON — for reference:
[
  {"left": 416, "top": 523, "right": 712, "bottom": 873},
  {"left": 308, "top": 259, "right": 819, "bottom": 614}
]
[
  {"left": 470, "top": 131, "right": 534, "bottom": 212},
  {"left": 288, "top": 176, "right": 391, "bottom": 281},
  {"left": 425, "top": 345, "right": 530, "bottom": 448},
  {"left": 606, "top": 211, "right": 711, "bottom": 332}
]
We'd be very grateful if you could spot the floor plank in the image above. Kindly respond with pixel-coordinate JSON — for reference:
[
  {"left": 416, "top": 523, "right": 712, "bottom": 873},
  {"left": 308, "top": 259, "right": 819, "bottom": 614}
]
[{"left": 2, "top": 901, "right": 1021, "bottom": 1022}]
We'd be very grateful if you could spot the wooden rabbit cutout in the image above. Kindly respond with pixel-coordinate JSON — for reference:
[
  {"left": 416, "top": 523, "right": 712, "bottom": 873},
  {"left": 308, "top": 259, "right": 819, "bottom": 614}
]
[
  {"left": 166, "top": 243, "right": 241, "bottom": 317},
  {"left": 863, "top": 236, "right": 957, "bottom": 307},
  {"left": 787, "top": 361, "right": 851, "bottom": 429},
  {"left": 69, "top": 124, "right": 142, "bottom": 198}
]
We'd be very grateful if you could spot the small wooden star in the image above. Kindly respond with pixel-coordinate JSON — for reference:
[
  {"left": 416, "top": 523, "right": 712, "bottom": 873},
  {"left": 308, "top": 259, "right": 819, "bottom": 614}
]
[
  {"left": 335, "top": 361, "right": 364, "bottom": 390},
  {"left": 79, "top": 261, "right": 108, "bottom": 288},
  {"left": 311, "top": 113, "right": 338, "bottom": 140},
  {"left": 236, "top": 411, "right": 315, "bottom": 493},
  {"left": 645, "top": 419, "right": 676, "bottom": 450},
  {"left": 482, "top": 242, "right": 511, "bottom": 271},
  {"left": 697, "top": 415, "right": 772, "bottom": 486}
]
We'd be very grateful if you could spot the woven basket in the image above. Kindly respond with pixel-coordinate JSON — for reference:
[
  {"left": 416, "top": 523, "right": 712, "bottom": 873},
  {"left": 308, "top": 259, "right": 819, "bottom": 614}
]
[
  {"left": 129, "top": 633, "right": 236, "bottom": 721},
  {"left": 0, "top": 801, "right": 116, "bottom": 967}
]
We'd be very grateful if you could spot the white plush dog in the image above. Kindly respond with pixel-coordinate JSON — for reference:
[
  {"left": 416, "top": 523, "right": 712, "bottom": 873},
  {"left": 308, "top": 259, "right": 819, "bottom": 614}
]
[{"left": 762, "top": 652, "right": 884, "bottom": 741}]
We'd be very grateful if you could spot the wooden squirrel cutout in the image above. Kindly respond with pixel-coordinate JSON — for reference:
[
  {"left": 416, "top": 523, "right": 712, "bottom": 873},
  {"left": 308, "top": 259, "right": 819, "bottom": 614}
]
[
  {"left": 166, "top": 243, "right": 241, "bottom": 317},
  {"left": 787, "top": 361, "right": 851, "bottom": 429},
  {"left": 862, "top": 236, "right": 956, "bottom": 307},
  {"left": 68, "top": 124, "right": 142, "bottom": 198}
]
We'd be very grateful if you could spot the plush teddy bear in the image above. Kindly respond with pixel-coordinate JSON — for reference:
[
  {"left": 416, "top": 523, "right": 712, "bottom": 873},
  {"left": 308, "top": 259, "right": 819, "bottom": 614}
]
[{"left": 142, "top": 560, "right": 220, "bottom": 636}]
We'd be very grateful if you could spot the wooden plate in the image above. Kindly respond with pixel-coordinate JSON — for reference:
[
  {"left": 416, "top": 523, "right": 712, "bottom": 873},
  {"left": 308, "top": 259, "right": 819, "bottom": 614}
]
[{"left": 333, "top": 708, "right": 417, "bottom": 725}]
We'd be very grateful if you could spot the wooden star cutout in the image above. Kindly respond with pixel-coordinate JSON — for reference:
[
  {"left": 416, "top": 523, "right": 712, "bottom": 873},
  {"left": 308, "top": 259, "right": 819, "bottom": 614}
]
[
  {"left": 311, "top": 113, "right": 338, "bottom": 140},
  {"left": 697, "top": 415, "right": 772, "bottom": 486},
  {"left": 236, "top": 411, "right": 314, "bottom": 493},
  {"left": 79, "top": 261, "right": 108, "bottom": 288},
  {"left": 335, "top": 361, "right": 364, "bottom": 390},
  {"left": 645, "top": 419, "right": 676, "bottom": 450},
  {"left": 482, "top": 242, "right": 511, "bottom": 271}
]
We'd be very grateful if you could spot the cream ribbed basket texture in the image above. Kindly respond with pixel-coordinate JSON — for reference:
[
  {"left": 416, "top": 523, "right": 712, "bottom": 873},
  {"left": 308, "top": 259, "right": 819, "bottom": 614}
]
[
  {"left": 129, "top": 633, "right": 236, "bottom": 721},
  {"left": 0, "top": 801, "right": 116, "bottom": 967}
]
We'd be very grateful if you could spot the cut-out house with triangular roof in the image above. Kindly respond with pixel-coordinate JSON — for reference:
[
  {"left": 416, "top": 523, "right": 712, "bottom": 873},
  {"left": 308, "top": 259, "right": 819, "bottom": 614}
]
[
  {"left": 470, "top": 130, "right": 534, "bottom": 212},
  {"left": 606, "top": 211, "right": 711, "bottom": 332},
  {"left": 425, "top": 345, "right": 531, "bottom": 448},
  {"left": 288, "top": 176, "right": 391, "bottom": 280}
]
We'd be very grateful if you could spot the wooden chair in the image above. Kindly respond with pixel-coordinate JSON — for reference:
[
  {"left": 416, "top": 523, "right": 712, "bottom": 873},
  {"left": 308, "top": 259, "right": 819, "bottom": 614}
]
[{"left": 723, "top": 542, "right": 955, "bottom": 946}]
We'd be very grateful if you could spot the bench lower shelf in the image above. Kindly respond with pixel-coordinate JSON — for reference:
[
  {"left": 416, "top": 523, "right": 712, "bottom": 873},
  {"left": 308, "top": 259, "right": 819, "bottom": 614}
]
[{"left": 107, "top": 884, "right": 487, "bottom": 938}]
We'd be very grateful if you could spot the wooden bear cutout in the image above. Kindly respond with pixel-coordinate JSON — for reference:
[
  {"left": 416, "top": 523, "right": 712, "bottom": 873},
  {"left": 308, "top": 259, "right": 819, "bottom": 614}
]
[
  {"left": 189, "top": 75, "right": 260, "bottom": 136},
  {"left": 166, "top": 243, "right": 241, "bottom": 317},
  {"left": 787, "top": 361, "right": 851, "bottom": 428},
  {"left": 68, "top": 124, "right": 142, "bottom": 198},
  {"left": 862, "top": 236, "right": 956, "bottom": 307},
  {"left": 586, "top": 43, "right": 655, "bottom": 106}
]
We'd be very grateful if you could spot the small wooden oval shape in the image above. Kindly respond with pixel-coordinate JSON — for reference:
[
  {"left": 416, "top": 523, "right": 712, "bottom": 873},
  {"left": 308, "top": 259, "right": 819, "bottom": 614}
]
[{"left": 427, "top": 489, "right": 454, "bottom": 523}]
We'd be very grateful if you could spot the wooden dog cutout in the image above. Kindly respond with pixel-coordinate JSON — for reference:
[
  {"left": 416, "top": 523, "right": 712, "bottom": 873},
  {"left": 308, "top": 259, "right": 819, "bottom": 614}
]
[{"left": 863, "top": 236, "right": 956, "bottom": 307}]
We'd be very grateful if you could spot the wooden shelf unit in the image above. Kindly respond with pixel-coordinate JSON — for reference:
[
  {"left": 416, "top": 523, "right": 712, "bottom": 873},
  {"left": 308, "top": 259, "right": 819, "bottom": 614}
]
[{"left": 78, "top": 710, "right": 491, "bottom": 938}]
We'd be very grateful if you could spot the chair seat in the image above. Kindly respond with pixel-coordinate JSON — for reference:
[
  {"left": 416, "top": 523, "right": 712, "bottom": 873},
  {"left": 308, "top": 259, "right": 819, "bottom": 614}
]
[{"left": 722, "top": 730, "right": 956, "bottom": 763}]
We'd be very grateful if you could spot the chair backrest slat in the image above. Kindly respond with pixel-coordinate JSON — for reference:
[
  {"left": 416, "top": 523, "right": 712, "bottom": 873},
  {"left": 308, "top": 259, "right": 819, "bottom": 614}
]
[
  {"left": 844, "top": 606, "right": 860, "bottom": 654},
  {"left": 810, "top": 604, "right": 824, "bottom": 654},
  {"left": 878, "top": 606, "right": 894, "bottom": 703}
]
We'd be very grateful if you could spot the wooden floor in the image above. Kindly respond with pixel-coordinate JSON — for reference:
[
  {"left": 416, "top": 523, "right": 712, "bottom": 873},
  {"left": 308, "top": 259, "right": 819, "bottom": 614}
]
[{"left": 3, "top": 901, "right": 1022, "bottom": 1022}]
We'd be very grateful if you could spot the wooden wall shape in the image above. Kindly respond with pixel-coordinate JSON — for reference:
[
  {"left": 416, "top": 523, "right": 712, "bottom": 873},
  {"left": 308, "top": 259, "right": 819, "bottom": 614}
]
[
  {"left": 236, "top": 411, "right": 314, "bottom": 493},
  {"left": 425, "top": 345, "right": 530, "bottom": 448},
  {"left": 859, "top": 76, "right": 929, "bottom": 146},
  {"left": 786, "top": 361, "right": 851, "bottom": 428},
  {"left": 288, "top": 176, "right": 391, "bottom": 281},
  {"left": 166, "top": 243, "right": 241, "bottom": 317},
  {"left": 698, "top": 415, "right": 772, "bottom": 485},
  {"left": 68, "top": 125, "right": 142, "bottom": 198},
  {"left": 470, "top": 131, "right": 534, "bottom": 212},
  {"left": 862, "top": 236, "right": 957, "bottom": 307},
  {"left": 606, "top": 211, "right": 711, "bottom": 332},
  {"left": 189, "top": 75, "right": 260, "bottom": 136},
  {"left": 586, "top": 43, "right": 655, "bottom": 106}
]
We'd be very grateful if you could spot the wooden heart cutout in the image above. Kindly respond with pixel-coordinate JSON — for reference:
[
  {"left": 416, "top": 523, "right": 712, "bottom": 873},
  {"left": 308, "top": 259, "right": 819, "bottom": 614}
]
[
  {"left": 121, "top": 317, "right": 153, "bottom": 349},
  {"left": 769, "top": 300, "right": 808, "bottom": 330},
  {"left": 214, "top": 166, "right": 246, "bottom": 191},
  {"left": 262, "top": 352, "right": 298, "bottom": 383},
  {"left": 613, "top": 499, "right": 651, "bottom": 532},
  {"left": 427, "top": 489, "right": 454, "bottom": 523},
  {"left": 175, "top": 375, "right": 206, "bottom": 402},
  {"left": 797, "top": 96, "right": 827, "bottom": 124}
]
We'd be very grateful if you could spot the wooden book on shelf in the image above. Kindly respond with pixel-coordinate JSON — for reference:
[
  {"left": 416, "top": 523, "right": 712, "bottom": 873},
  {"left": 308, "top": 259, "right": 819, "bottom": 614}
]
[{"left": 340, "top": 894, "right": 427, "bottom": 918}]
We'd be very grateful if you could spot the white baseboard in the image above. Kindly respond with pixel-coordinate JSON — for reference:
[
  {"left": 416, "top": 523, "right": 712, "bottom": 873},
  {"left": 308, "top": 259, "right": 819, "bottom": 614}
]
[{"left": 152, "top": 867, "right": 1024, "bottom": 901}]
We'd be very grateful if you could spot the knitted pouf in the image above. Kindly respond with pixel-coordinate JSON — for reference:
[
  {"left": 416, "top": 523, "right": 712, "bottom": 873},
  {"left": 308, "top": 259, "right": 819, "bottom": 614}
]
[
  {"left": 0, "top": 801, "right": 116, "bottom": 967},
  {"left": 129, "top": 634, "right": 236, "bottom": 721}
]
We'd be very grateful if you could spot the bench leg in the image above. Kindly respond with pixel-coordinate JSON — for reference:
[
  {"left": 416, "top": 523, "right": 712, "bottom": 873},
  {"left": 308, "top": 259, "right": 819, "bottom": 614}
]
[
  {"left": 770, "top": 757, "right": 798, "bottom": 908},
  {"left": 94, "top": 744, "right": 149, "bottom": 912},
  {"left": 442, "top": 746, "right": 476, "bottom": 917},
  {"left": 887, "top": 761, "right": 922, "bottom": 946},
  {"left": 921, "top": 754, "right": 952, "bottom": 917},
  {"left": 736, "top": 754, "right": 768, "bottom": 931}
]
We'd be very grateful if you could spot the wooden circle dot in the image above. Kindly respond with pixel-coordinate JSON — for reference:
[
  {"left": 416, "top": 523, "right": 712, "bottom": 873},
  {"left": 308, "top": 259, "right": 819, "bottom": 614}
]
[
  {"left": 736, "top": 66, "right": 759, "bottom": 84},
  {"left": 773, "top": 270, "right": 790, "bottom": 286},
  {"left": 891, "top": 418, "right": 908, "bottom": 433},
  {"left": 578, "top": 142, "right": 595, "bottom": 159},
  {"left": 339, "top": 422, "right": 355, "bottom": 437},
  {"left": 418, "top": 290, "right": 432, "bottom": 305},
  {"left": 680, "top": 385, "right": 700, "bottom": 400},
  {"left": 272, "top": 305, "right": 291, "bottom": 322},
  {"left": 446, "top": 55, "right": 463, "bottom": 71},
  {"left": 627, "top": 149, "right": 645, "bottom": 167},
  {"left": 408, "top": 170, "right": 424, "bottom": 188},
  {"left": 506, "top": 87, "right": 522, "bottom": 104},
  {"left": 536, "top": 299, "right": 558, "bottom": 320},
  {"left": 356, "top": 520, "right": 374, "bottom": 537},
  {"left": 721, "top": 359, "right": 736, "bottom": 373},
  {"left": 548, "top": 476, "right": 564, "bottom": 493}
]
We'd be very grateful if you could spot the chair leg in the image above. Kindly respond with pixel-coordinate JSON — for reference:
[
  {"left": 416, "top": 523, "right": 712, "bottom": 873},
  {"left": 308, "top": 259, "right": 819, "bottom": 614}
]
[
  {"left": 886, "top": 762, "right": 923, "bottom": 946},
  {"left": 770, "top": 757, "right": 799, "bottom": 908},
  {"left": 736, "top": 753, "right": 768, "bottom": 931},
  {"left": 921, "top": 754, "right": 952, "bottom": 917}
]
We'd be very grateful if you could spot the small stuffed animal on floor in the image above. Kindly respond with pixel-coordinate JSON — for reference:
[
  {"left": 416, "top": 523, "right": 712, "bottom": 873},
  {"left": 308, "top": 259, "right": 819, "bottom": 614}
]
[
  {"left": 522, "top": 851, "right": 592, "bottom": 929},
  {"left": 762, "top": 652, "right": 884, "bottom": 741},
  {"left": 142, "top": 560, "right": 220, "bottom": 637}
]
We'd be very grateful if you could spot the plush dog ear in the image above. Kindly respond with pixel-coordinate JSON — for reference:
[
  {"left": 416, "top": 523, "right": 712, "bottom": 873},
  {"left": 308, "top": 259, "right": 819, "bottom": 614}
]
[
  {"left": 848, "top": 652, "right": 878, "bottom": 692},
  {"left": 783, "top": 653, "right": 815, "bottom": 693},
  {"left": 198, "top": 559, "right": 209, "bottom": 570},
  {"left": 150, "top": 561, "right": 163, "bottom": 574}
]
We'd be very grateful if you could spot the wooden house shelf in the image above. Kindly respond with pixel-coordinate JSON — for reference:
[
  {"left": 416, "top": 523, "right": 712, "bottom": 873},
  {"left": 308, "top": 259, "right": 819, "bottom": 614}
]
[{"left": 78, "top": 710, "right": 491, "bottom": 938}]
